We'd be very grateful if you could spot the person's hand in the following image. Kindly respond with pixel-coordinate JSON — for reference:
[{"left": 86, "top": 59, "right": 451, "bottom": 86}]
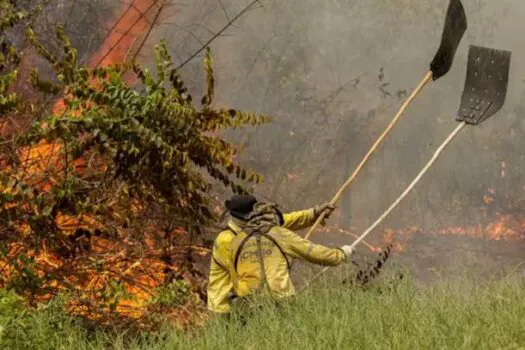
[
  {"left": 314, "top": 202, "right": 336, "bottom": 225},
  {"left": 340, "top": 245, "right": 354, "bottom": 260},
  {"left": 314, "top": 202, "right": 336, "bottom": 217}
]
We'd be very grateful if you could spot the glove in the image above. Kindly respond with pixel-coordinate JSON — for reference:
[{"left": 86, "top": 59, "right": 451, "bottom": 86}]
[
  {"left": 314, "top": 202, "right": 336, "bottom": 219},
  {"left": 340, "top": 245, "right": 354, "bottom": 259},
  {"left": 314, "top": 202, "right": 336, "bottom": 226}
]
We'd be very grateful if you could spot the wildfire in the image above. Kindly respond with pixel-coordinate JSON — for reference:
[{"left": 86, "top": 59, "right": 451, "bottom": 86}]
[
  {"left": 376, "top": 213, "right": 525, "bottom": 253},
  {"left": 35, "top": 0, "right": 159, "bottom": 188},
  {"left": 0, "top": 231, "right": 210, "bottom": 321},
  {"left": 88, "top": 0, "right": 158, "bottom": 69},
  {"left": 287, "top": 172, "right": 300, "bottom": 180},
  {"left": 320, "top": 224, "right": 383, "bottom": 252},
  {"left": 381, "top": 228, "right": 407, "bottom": 253},
  {"left": 439, "top": 214, "right": 525, "bottom": 241},
  {"left": 0, "top": 0, "right": 197, "bottom": 323},
  {"left": 6, "top": 0, "right": 525, "bottom": 325},
  {"left": 53, "top": 0, "right": 158, "bottom": 114}
]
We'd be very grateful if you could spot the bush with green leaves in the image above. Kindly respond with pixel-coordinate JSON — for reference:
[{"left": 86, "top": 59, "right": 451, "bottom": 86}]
[{"left": 0, "top": 1, "right": 270, "bottom": 323}]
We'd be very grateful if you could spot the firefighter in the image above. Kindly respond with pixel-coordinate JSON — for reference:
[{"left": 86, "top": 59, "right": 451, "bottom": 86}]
[{"left": 207, "top": 194, "right": 355, "bottom": 314}]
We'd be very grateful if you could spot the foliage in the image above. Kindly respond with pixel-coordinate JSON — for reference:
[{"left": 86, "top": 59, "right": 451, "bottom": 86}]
[
  {"left": 0, "top": 2, "right": 270, "bottom": 324},
  {"left": 4, "top": 274, "right": 525, "bottom": 349},
  {"left": 0, "top": 289, "right": 86, "bottom": 350},
  {"left": 152, "top": 279, "right": 191, "bottom": 308},
  {"left": 0, "top": 1, "right": 27, "bottom": 113}
]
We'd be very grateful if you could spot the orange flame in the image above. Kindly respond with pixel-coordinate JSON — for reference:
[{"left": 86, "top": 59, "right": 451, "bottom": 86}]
[
  {"left": 377, "top": 212, "right": 525, "bottom": 253},
  {"left": 89, "top": 0, "right": 157, "bottom": 69},
  {"left": 287, "top": 172, "right": 300, "bottom": 180},
  {"left": 53, "top": 0, "right": 157, "bottom": 114},
  {"left": 438, "top": 214, "right": 525, "bottom": 241},
  {"left": 0, "top": 0, "right": 179, "bottom": 322},
  {"left": 41, "top": 0, "right": 158, "bottom": 188}
]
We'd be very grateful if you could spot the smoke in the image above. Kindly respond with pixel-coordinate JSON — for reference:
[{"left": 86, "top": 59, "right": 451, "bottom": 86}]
[{"left": 120, "top": 0, "right": 525, "bottom": 274}]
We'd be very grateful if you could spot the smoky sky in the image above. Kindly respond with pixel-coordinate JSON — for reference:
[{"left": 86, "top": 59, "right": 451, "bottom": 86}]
[
  {"left": 51, "top": 0, "right": 520, "bottom": 269},
  {"left": 163, "top": 0, "right": 524, "bottom": 235},
  {"left": 44, "top": 0, "right": 525, "bottom": 276}
]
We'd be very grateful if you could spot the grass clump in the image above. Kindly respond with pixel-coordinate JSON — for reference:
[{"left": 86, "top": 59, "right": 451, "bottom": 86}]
[
  {"left": 0, "top": 290, "right": 87, "bottom": 350},
  {"left": 3, "top": 274, "right": 525, "bottom": 349}
]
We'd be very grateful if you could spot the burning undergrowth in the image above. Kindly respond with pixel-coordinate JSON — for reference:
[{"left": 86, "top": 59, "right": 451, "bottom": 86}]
[
  {"left": 0, "top": 1, "right": 270, "bottom": 328},
  {"left": 380, "top": 210, "right": 525, "bottom": 253},
  {"left": 3, "top": 0, "right": 525, "bottom": 331},
  {"left": 313, "top": 197, "right": 525, "bottom": 283}
]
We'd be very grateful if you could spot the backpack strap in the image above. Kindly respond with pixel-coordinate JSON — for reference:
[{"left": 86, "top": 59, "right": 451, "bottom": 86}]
[
  {"left": 255, "top": 234, "right": 269, "bottom": 291},
  {"left": 233, "top": 229, "right": 290, "bottom": 272},
  {"left": 259, "top": 231, "right": 291, "bottom": 270},
  {"left": 233, "top": 231, "right": 255, "bottom": 273}
]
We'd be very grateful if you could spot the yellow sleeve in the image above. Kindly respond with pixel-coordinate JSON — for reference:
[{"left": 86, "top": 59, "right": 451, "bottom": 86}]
[
  {"left": 207, "top": 232, "right": 233, "bottom": 313},
  {"left": 274, "top": 227, "right": 346, "bottom": 266},
  {"left": 282, "top": 208, "right": 317, "bottom": 231},
  {"left": 207, "top": 257, "right": 232, "bottom": 313}
]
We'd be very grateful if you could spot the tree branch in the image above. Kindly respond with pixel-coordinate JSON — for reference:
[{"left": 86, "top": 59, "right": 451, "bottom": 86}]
[{"left": 175, "top": 0, "right": 262, "bottom": 70}]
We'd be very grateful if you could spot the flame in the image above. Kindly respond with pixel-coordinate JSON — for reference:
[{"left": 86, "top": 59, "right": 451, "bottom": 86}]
[
  {"left": 34, "top": 0, "right": 158, "bottom": 187},
  {"left": 287, "top": 173, "right": 300, "bottom": 180},
  {"left": 377, "top": 212, "right": 525, "bottom": 253},
  {"left": 40, "top": 0, "right": 159, "bottom": 189},
  {"left": 0, "top": 0, "right": 192, "bottom": 323},
  {"left": 0, "top": 227, "right": 210, "bottom": 321},
  {"left": 53, "top": 0, "right": 157, "bottom": 115},
  {"left": 88, "top": 0, "right": 157, "bottom": 69},
  {"left": 320, "top": 224, "right": 381, "bottom": 252},
  {"left": 373, "top": 183, "right": 525, "bottom": 251},
  {"left": 439, "top": 214, "right": 525, "bottom": 241},
  {"left": 382, "top": 228, "right": 409, "bottom": 252}
]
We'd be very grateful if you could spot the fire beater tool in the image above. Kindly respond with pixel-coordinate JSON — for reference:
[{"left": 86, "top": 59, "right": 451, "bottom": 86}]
[
  {"left": 303, "top": 0, "right": 467, "bottom": 241},
  {"left": 305, "top": 45, "right": 511, "bottom": 287}
]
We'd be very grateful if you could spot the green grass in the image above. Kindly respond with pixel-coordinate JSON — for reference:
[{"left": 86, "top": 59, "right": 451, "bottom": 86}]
[{"left": 3, "top": 274, "right": 525, "bottom": 349}]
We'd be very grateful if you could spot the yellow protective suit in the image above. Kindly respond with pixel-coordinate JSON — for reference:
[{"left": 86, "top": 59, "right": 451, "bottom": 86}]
[{"left": 207, "top": 208, "right": 346, "bottom": 313}]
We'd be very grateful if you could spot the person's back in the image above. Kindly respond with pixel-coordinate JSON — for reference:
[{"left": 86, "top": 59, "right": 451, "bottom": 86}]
[{"left": 207, "top": 196, "right": 355, "bottom": 313}]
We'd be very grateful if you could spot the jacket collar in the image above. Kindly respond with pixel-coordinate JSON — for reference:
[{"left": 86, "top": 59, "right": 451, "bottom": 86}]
[{"left": 227, "top": 216, "right": 246, "bottom": 234}]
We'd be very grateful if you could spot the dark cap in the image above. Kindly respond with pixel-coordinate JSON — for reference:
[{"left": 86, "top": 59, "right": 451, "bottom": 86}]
[{"left": 225, "top": 194, "right": 258, "bottom": 220}]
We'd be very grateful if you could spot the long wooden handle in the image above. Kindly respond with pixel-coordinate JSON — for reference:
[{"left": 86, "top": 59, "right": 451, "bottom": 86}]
[
  {"left": 304, "top": 71, "right": 434, "bottom": 241},
  {"left": 303, "top": 122, "right": 467, "bottom": 289}
]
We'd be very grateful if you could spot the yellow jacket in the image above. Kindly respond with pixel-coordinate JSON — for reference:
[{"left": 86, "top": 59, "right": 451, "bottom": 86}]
[{"left": 207, "top": 208, "right": 346, "bottom": 313}]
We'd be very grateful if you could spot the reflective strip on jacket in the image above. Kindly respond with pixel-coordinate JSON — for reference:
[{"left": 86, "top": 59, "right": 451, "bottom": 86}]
[{"left": 207, "top": 208, "right": 346, "bottom": 313}]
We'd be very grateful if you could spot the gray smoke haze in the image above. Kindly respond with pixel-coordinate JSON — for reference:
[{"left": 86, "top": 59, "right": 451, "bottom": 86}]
[
  {"left": 44, "top": 0, "right": 523, "bottom": 277},
  {"left": 159, "top": 0, "right": 525, "bottom": 277}
]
